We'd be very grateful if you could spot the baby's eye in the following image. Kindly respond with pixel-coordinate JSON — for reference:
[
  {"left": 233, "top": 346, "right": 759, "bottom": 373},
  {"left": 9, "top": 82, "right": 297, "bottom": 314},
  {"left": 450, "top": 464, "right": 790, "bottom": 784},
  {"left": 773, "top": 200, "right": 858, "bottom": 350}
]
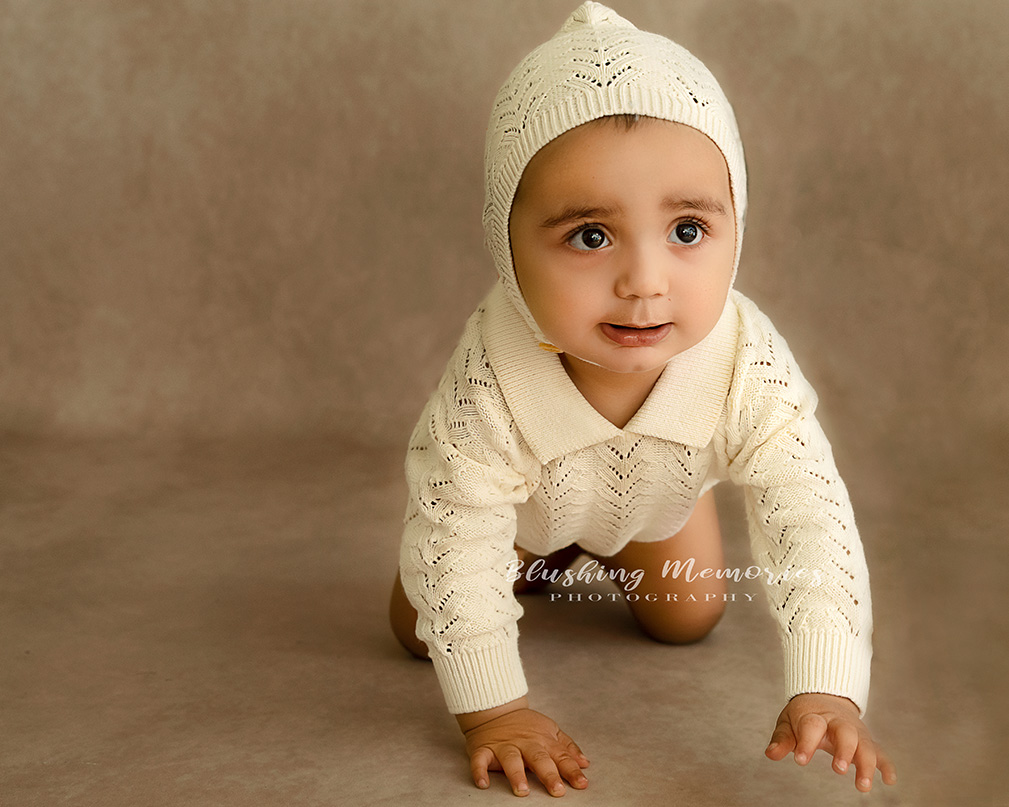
[
  {"left": 569, "top": 227, "right": 610, "bottom": 251},
  {"left": 668, "top": 221, "right": 705, "bottom": 246}
]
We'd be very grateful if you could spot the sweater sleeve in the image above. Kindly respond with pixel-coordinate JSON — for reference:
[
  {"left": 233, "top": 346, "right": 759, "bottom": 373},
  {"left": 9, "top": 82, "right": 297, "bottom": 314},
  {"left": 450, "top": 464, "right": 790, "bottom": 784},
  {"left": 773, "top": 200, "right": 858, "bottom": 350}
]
[
  {"left": 724, "top": 297, "right": 873, "bottom": 714},
  {"left": 399, "top": 310, "right": 540, "bottom": 714}
]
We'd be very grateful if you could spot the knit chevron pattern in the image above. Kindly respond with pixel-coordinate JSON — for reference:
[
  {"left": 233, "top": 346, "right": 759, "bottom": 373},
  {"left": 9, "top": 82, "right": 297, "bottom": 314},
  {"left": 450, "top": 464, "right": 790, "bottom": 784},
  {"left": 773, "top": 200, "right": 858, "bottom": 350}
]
[
  {"left": 402, "top": 309, "right": 535, "bottom": 659},
  {"left": 725, "top": 298, "right": 872, "bottom": 645},
  {"left": 517, "top": 435, "right": 712, "bottom": 557},
  {"left": 400, "top": 293, "right": 873, "bottom": 714}
]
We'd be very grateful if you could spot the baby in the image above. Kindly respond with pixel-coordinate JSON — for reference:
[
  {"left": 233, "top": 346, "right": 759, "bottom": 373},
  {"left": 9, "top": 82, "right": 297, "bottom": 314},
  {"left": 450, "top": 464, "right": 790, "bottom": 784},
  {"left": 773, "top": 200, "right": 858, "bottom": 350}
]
[{"left": 390, "top": 2, "right": 897, "bottom": 797}]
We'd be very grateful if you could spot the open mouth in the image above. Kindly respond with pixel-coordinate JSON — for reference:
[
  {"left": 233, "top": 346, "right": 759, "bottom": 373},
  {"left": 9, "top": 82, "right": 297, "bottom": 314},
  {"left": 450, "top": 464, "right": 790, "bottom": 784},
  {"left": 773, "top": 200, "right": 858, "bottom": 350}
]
[{"left": 600, "top": 322, "right": 673, "bottom": 347}]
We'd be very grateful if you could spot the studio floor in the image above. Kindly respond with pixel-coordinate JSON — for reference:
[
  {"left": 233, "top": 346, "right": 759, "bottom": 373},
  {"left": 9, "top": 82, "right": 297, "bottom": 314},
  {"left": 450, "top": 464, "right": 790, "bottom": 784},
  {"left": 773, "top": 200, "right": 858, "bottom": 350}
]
[{"left": 1, "top": 434, "right": 1004, "bottom": 806}]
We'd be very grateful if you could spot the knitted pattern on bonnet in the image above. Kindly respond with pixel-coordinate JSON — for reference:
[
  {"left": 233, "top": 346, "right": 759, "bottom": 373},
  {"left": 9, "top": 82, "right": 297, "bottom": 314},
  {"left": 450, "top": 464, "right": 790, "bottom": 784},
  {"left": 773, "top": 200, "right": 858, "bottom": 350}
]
[{"left": 400, "top": 2, "right": 873, "bottom": 716}]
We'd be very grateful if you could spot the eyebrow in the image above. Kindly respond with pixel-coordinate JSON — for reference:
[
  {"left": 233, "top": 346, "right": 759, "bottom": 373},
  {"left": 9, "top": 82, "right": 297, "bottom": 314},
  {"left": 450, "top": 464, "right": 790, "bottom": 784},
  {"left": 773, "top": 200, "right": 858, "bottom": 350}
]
[
  {"left": 539, "top": 196, "right": 729, "bottom": 229},
  {"left": 539, "top": 205, "right": 616, "bottom": 229},
  {"left": 667, "top": 196, "right": 730, "bottom": 218}
]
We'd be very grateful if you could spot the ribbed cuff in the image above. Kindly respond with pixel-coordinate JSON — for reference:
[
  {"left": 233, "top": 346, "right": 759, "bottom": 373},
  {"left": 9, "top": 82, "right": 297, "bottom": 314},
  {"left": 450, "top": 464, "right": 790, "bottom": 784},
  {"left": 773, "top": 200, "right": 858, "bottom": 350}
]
[
  {"left": 783, "top": 630, "right": 873, "bottom": 716},
  {"left": 431, "top": 635, "right": 528, "bottom": 715}
]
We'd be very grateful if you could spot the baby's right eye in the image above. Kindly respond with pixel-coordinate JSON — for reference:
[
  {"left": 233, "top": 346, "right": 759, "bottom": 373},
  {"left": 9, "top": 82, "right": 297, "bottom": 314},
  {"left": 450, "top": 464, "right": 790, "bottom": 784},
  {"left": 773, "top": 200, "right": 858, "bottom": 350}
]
[{"left": 569, "top": 227, "right": 610, "bottom": 251}]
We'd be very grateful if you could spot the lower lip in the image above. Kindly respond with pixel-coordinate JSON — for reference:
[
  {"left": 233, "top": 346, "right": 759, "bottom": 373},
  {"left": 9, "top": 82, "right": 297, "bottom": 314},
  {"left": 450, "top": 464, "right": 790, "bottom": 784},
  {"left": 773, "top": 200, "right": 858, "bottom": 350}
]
[{"left": 600, "top": 322, "right": 673, "bottom": 347}]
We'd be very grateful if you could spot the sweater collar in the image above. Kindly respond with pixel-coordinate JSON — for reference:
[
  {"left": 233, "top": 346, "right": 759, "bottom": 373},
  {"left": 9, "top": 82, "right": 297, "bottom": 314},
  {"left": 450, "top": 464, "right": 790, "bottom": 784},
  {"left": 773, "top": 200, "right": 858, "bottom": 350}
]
[{"left": 482, "top": 282, "right": 739, "bottom": 463}]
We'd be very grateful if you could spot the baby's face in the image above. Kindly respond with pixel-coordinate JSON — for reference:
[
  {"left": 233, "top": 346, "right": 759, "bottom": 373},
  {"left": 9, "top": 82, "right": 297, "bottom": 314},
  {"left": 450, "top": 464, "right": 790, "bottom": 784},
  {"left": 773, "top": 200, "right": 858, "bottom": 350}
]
[{"left": 509, "top": 117, "right": 735, "bottom": 379}]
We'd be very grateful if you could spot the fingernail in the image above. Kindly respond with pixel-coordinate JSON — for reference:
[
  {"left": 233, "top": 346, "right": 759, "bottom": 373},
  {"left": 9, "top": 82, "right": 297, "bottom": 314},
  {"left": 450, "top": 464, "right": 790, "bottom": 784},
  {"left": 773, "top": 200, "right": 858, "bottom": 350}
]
[
  {"left": 835, "top": 760, "right": 848, "bottom": 773},
  {"left": 551, "top": 783, "right": 565, "bottom": 796},
  {"left": 860, "top": 777, "right": 872, "bottom": 789},
  {"left": 795, "top": 752, "right": 807, "bottom": 765},
  {"left": 477, "top": 778, "right": 488, "bottom": 789},
  {"left": 766, "top": 742, "right": 778, "bottom": 752},
  {"left": 516, "top": 783, "right": 529, "bottom": 795}
]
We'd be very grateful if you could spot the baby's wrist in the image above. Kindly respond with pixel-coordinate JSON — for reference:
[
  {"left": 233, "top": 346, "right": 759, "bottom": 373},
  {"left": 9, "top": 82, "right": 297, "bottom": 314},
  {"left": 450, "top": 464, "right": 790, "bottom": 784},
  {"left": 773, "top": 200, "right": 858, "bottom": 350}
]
[
  {"left": 789, "top": 692, "right": 859, "bottom": 714},
  {"left": 455, "top": 696, "right": 530, "bottom": 734}
]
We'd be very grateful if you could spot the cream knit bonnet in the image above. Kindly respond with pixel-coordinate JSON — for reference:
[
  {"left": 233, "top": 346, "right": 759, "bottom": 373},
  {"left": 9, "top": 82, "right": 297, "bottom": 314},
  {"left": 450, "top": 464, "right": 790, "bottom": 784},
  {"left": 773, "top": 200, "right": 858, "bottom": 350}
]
[{"left": 483, "top": 1, "right": 747, "bottom": 346}]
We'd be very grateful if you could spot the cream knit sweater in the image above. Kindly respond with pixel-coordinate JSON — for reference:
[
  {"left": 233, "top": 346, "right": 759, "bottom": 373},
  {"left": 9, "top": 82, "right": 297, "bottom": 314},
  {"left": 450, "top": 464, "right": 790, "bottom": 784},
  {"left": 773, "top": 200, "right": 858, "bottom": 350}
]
[{"left": 400, "top": 283, "right": 873, "bottom": 715}]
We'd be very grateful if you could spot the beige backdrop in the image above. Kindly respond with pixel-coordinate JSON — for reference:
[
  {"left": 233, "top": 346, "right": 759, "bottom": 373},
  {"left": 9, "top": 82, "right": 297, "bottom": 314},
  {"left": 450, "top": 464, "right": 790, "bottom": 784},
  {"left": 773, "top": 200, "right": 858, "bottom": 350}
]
[
  {"left": 2, "top": 1, "right": 1007, "bottom": 804},
  {"left": 3, "top": 0, "right": 1007, "bottom": 451}
]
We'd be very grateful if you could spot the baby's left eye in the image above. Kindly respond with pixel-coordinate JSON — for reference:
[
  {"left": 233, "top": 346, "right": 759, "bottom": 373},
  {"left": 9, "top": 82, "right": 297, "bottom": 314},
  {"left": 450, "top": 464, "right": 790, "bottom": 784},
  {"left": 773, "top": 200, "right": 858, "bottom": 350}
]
[
  {"left": 569, "top": 227, "right": 610, "bottom": 251},
  {"left": 668, "top": 221, "right": 705, "bottom": 245}
]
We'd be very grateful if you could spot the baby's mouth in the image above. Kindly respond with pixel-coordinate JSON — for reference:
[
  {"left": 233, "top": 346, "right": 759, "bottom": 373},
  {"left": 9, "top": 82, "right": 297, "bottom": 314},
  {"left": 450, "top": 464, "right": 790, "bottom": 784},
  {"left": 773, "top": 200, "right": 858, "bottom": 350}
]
[{"left": 600, "top": 322, "right": 673, "bottom": 347}]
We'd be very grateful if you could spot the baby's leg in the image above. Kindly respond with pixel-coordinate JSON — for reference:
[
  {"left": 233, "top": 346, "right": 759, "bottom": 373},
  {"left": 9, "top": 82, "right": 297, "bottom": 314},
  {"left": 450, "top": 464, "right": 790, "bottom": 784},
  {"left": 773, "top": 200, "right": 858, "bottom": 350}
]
[
  {"left": 512, "top": 543, "right": 584, "bottom": 593},
  {"left": 389, "top": 573, "right": 430, "bottom": 659},
  {"left": 592, "top": 489, "right": 726, "bottom": 644}
]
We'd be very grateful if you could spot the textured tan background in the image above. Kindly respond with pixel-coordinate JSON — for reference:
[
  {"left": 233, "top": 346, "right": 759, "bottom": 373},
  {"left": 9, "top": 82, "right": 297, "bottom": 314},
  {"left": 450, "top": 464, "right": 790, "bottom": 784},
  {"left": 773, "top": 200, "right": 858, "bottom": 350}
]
[
  {"left": 4, "top": 0, "right": 1006, "bottom": 451},
  {"left": 2, "top": 1, "right": 1007, "bottom": 805}
]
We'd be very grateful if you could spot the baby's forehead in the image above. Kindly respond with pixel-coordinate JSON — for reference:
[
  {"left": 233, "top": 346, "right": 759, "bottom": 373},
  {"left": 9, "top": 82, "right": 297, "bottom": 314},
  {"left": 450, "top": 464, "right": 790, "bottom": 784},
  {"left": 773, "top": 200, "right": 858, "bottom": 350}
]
[{"left": 515, "top": 116, "right": 732, "bottom": 204}]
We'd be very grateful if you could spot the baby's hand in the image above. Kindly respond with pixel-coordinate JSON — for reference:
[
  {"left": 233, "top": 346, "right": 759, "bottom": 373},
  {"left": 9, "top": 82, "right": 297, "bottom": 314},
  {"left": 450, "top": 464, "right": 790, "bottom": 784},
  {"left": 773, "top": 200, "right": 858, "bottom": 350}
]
[
  {"left": 458, "top": 698, "right": 589, "bottom": 797},
  {"left": 765, "top": 693, "right": 897, "bottom": 792}
]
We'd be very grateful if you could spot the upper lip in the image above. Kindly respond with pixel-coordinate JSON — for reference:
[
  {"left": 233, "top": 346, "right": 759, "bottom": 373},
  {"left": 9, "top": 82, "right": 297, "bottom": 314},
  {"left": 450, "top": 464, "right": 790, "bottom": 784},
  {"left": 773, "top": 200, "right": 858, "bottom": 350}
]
[{"left": 605, "top": 321, "right": 670, "bottom": 329}]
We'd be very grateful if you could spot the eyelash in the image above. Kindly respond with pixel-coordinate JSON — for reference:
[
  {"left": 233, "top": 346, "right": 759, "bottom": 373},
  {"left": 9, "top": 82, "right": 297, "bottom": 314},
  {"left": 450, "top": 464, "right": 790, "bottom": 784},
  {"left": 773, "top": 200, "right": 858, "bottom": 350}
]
[
  {"left": 671, "top": 217, "right": 711, "bottom": 243},
  {"left": 564, "top": 217, "right": 711, "bottom": 250}
]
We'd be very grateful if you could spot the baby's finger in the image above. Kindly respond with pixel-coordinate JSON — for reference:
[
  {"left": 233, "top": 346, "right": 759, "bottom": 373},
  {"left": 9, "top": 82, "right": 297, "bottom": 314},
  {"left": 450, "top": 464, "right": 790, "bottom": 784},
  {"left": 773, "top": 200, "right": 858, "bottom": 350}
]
[
  {"left": 470, "top": 746, "right": 494, "bottom": 789},
  {"left": 554, "top": 750, "right": 589, "bottom": 790},
  {"left": 828, "top": 722, "right": 859, "bottom": 775},
  {"left": 877, "top": 747, "right": 898, "bottom": 785},
  {"left": 765, "top": 721, "right": 796, "bottom": 761},
  {"left": 498, "top": 746, "right": 531, "bottom": 797},
  {"left": 558, "top": 731, "right": 590, "bottom": 768},
  {"left": 792, "top": 713, "right": 828, "bottom": 766},
  {"left": 526, "top": 749, "right": 566, "bottom": 797},
  {"left": 851, "top": 741, "right": 878, "bottom": 792}
]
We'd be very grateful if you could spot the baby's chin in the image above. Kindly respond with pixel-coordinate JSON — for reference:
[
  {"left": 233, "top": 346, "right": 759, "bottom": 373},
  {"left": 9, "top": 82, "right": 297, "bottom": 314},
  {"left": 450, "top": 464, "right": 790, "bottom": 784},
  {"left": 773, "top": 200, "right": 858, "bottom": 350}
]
[{"left": 565, "top": 347, "right": 678, "bottom": 376}]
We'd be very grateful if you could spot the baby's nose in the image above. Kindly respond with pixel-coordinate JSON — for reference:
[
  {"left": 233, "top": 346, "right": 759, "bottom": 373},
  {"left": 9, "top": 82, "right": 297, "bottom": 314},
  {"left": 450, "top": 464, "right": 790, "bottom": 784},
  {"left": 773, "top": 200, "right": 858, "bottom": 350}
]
[{"left": 614, "top": 246, "right": 669, "bottom": 299}]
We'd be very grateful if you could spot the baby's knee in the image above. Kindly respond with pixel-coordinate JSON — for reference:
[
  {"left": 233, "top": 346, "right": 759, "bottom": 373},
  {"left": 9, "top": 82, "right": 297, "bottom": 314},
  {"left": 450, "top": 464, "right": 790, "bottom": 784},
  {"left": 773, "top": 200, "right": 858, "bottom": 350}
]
[
  {"left": 392, "top": 617, "right": 431, "bottom": 660},
  {"left": 637, "top": 600, "right": 725, "bottom": 645},
  {"left": 389, "top": 575, "right": 431, "bottom": 660}
]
